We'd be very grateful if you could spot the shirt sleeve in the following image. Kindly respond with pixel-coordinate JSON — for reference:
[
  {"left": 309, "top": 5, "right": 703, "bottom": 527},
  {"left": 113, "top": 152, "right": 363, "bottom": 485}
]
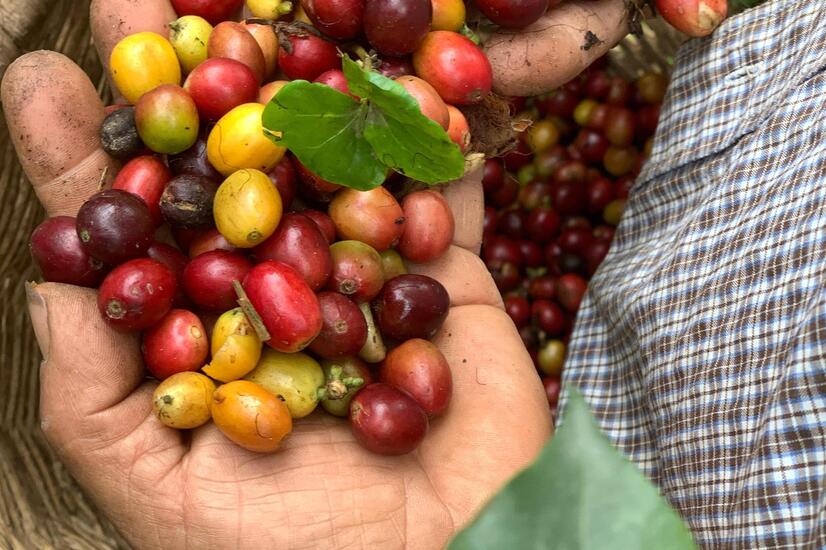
[{"left": 559, "top": 1, "right": 826, "bottom": 547}]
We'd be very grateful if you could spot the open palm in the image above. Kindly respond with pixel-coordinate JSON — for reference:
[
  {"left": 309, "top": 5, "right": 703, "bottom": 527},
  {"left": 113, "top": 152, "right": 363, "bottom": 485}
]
[
  {"left": 30, "top": 274, "right": 549, "bottom": 549},
  {"left": 3, "top": 0, "right": 629, "bottom": 546}
]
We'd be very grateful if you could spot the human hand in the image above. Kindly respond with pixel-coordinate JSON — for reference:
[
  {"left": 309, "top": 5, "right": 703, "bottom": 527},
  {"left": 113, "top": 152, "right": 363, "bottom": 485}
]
[
  {"left": 484, "top": 0, "right": 632, "bottom": 97},
  {"left": 0, "top": 1, "right": 561, "bottom": 547}
]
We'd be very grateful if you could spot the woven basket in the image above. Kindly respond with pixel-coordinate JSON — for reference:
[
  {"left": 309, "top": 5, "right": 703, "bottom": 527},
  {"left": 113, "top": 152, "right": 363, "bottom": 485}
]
[{"left": 0, "top": 2, "right": 681, "bottom": 548}]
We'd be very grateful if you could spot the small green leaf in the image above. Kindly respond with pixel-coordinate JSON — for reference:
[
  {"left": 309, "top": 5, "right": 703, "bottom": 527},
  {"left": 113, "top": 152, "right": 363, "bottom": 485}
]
[
  {"left": 447, "top": 389, "right": 697, "bottom": 550},
  {"left": 343, "top": 57, "right": 465, "bottom": 183},
  {"left": 262, "top": 59, "right": 465, "bottom": 189},
  {"left": 262, "top": 80, "right": 386, "bottom": 190}
]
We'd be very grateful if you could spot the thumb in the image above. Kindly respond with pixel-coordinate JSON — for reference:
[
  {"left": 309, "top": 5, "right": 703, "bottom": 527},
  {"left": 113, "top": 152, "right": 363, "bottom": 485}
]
[
  {"left": 27, "top": 282, "right": 186, "bottom": 541},
  {"left": 27, "top": 282, "right": 178, "bottom": 461}
]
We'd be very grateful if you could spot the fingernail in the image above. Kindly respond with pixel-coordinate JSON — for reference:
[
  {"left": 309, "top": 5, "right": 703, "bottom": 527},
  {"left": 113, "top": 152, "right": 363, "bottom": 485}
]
[{"left": 26, "top": 282, "right": 50, "bottom": 362}]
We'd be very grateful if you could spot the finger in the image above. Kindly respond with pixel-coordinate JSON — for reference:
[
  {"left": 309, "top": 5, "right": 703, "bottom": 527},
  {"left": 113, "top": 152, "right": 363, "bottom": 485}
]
[
  {"left": 28, "top": 283, "right": 184, "bottom": 547},
  {"left": 28, "top": 283, "right": 146, "bottom": 430},
  {"left": 408, "top": 246, "right": 503, "bottom": 309},
  {"left": 443, "top": 166, "right": 484, "bottom": 254},
  {"left": 421, "top": 305, "right": 552, "bottom": 521},
  {"left": 27, "top": 282, "right": 184, "bottom": 471},
  {"left": 1, "top": 51, "right": 117, "bottom": 216},
  {"left": 485, "top": 0, "right": 628, "bottom": 96},
  {"left": 90, "top": 0, "right": 177, "bottom": 76}
]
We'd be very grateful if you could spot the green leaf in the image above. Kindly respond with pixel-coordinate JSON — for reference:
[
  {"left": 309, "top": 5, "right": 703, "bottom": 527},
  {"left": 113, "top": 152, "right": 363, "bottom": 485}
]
[
  {"left": 343, "top": 57, "right": 465, "bottom": 183},
  {"left": 262, "top": 58, "right": 465, "bottom": 189},
  {"left": 447, "top": 389, "right": 697, "bottom": 550},
  {"left": 261, "top": 80, "right": 386, "bottom": 190}
]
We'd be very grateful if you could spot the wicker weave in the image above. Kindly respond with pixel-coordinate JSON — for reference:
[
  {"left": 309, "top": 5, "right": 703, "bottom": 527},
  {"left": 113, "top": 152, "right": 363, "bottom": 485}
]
[{"left": 0, "top": 2, "right": 681, "bottom": 548}]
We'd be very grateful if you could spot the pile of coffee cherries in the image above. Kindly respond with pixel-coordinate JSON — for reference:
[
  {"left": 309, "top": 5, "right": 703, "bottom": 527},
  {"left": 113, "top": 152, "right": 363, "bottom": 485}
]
[
  {"left": 25, "top": 0, "right": 538, "bottom": 455},
  {"left": 482, "top": 60, "right": 668, "bottom": 414}
]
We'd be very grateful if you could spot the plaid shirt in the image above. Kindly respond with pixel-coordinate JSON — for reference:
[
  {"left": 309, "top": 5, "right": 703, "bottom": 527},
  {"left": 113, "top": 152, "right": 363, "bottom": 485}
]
[{"left": 560, "top": 1, "right": 826, "bottom": 547}]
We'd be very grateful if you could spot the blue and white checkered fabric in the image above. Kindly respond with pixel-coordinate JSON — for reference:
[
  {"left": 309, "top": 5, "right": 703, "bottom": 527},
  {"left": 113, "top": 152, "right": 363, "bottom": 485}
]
[{"left": 560, "top": 1, "right": 826, "bottom": 547}]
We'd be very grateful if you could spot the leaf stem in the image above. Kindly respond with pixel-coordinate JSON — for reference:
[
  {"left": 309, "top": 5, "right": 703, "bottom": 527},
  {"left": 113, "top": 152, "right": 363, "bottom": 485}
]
[
  {"left": 232, "top": 280, "right": 271, "bottom": 342},
  {"left": 350, "top": 45, "right": 375, "bottom": 71}
]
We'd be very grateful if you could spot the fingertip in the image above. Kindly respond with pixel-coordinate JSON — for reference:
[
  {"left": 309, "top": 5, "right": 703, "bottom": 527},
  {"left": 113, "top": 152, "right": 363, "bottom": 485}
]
[
  {"left": 3, "top": 50, "right": 105, "bottom": 176},
  {"left": 2, "top": 50, "right": 114, "bottom": 215}
]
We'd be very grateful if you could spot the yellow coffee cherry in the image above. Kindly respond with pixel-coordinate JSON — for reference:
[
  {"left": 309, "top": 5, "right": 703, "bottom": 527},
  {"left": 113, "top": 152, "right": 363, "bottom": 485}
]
[
  {"left": 203, "top": 308, "right": 263, "bottom": 383},
  {"left": 153, "top": 372, "right": 215, "bottom": 429},
  {"left": 169, "top": 15, "right": 213, "bottom": 74},
  {"left": 110, "top": 32, "right": 181, "bottom": 104},
  {"left": 431, "top": 0, "right": 466, "bottom": 32},
  {"left": 214, "top": 168, "right": 283, "bottom": 247},
  {"left": 207, "top": 103, "right": 286, "bottom": 176},
  {"left": 247, "top": 0, "right": 294, "bottom": 19}
]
